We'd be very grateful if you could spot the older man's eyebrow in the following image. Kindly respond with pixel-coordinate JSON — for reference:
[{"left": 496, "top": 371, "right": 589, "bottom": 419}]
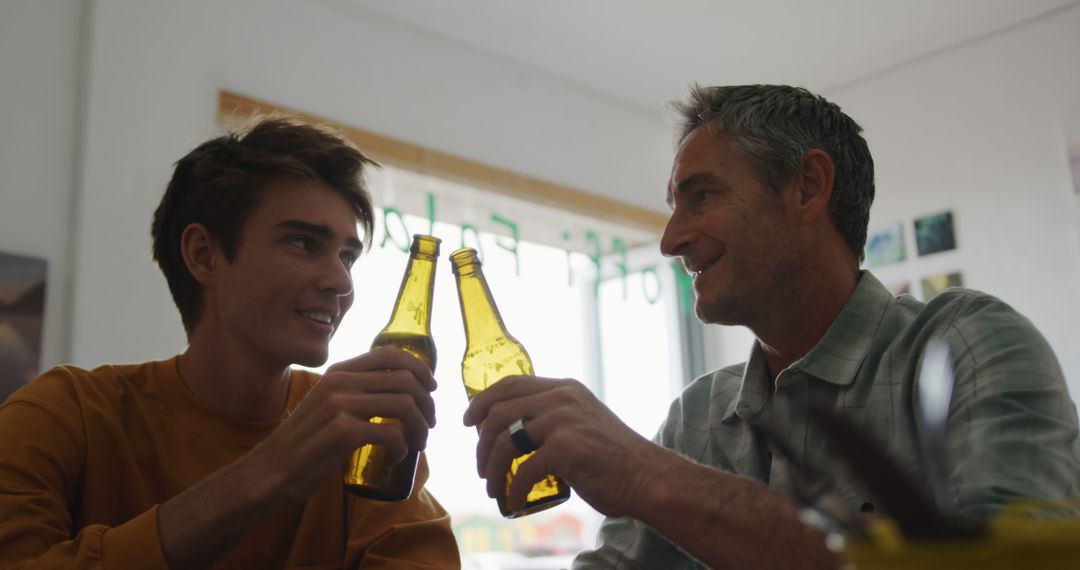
[
  {"left": 666, "top": 172, "right": 728, "bottom": 209},
  {"left": 274, "top": 219, "right": 362, "bottom": 251}
]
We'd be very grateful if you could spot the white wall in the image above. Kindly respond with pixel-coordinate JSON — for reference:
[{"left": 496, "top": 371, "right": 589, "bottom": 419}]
[
  {"left": 690, "top": 7, "right": 1080, "bottom": 401},
  {"left": 7, "top": 0, "right": 1080, "bottom": 401},
  {"left": 829, "top": 5, "right": 1080, "bottom": 398},
  {"left": 70, "top": 0, "right": 674, "bottom": 366},
  {"left": 0, "top": 0, "right": 84, "bottom": 373}
]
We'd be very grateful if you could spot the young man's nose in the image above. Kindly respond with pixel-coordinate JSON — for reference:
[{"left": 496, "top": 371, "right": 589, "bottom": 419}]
[{"left": 315, "top": 259, "right": 353, "bottom": 296}]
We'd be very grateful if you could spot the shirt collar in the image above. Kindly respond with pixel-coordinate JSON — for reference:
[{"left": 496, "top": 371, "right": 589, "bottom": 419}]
[
  {"left": 794, "top": 271, "right": 893, "bottom": 386},
  {"left": 722, "top": 271, "right": 894, "bottom": 422}
]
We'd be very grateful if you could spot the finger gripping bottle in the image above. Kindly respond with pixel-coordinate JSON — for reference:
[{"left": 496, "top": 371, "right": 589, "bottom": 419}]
[
  {"left": 343, "top": 234, "right": 439, "bottom": 501},
  {"left": 451, "top": 247, "right": 571, "bottom": 518}
]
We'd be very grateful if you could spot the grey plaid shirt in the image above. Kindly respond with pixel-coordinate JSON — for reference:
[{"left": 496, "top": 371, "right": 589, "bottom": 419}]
[{"left": 574, "top": 271, "right": 1080, "bottom": 569}]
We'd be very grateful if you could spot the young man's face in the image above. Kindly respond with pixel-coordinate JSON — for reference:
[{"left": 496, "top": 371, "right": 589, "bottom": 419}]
[
  {"left": 209, "top": 178, "right": 362, "bottom": 368},
  {"left": 660, "top": 127, "right": 800, "bottom": 326}
]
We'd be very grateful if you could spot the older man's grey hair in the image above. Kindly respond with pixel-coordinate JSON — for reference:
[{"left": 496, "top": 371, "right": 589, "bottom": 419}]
[{"left": 670, "top": 84, "right": 875, "bottom": 262}]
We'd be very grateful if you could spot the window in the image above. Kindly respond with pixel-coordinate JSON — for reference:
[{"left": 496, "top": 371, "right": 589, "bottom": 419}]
[
  {"left": 218, "top": 91, "right": 699, "bottom": 566},
  {"left": 302, "top": 165, "right": 697, "bottom": 563}
]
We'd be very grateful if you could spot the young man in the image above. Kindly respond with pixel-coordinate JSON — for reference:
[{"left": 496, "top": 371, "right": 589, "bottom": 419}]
[
  {"left": 0, "top": 119, "right": 460, "bottom": 568},
  {"left": 464, "top": 85, "right": 1080, "bottom": 569}
]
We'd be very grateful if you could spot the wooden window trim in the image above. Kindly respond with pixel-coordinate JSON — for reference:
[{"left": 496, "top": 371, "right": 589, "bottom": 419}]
[{"left": 217, "top": 90, "right": 668, "bottom": 233}]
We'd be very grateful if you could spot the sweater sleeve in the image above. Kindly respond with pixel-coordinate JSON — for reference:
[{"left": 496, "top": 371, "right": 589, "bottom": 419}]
[
  {"left": 344, "top": 453, "right": 460, "bottom": 569},
  {"left": 0, "top": 399, "right": 169, "bottom": 570}
]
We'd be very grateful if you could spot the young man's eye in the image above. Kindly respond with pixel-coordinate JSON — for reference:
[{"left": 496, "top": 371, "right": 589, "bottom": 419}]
[
  {"left": 289, "top": 236, "right": 314, "bottom": 251},
  {"left": 341, "top": 252, "right": 359, "bottom": 268}
]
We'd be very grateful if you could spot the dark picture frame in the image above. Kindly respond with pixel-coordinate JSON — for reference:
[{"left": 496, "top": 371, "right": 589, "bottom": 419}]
[
  {"left": 0, "top": 251, "right": 47, "bottom": 401},
  {"left": 914, "top": 211, "right": 957, "bottom": 257}
]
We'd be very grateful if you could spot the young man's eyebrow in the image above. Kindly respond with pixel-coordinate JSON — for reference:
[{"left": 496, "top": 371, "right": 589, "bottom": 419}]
[{"left": 274, "top": 219, "right": 362, "bottom": 250}]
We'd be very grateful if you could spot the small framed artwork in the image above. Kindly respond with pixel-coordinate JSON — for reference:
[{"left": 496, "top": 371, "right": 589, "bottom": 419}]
[
  {"left": 1069, "top": 143, "right": 1080, "bottom": 196},
  {"left": 921, "top": 271, "right": 963, "bottom": 302},
  {"left": 1066, "top": 105, "right": 1080, "bottom": 195},
  {"left": 1, "top": 251, "right": 48, "bottom": 401},
  {"left": 914, "top": 211, "right": 957, "bottom": 257},
  {"left": 865, "top": 222, "right": 906, "bottom": 268}
]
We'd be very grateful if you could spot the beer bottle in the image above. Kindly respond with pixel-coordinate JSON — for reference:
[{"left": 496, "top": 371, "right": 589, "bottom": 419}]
[
  {"left": 450, "top": 247, "right": 571, "bottom": 518},
  {"left": 343, "top": 234, "right": 440, "bottom": 501}
]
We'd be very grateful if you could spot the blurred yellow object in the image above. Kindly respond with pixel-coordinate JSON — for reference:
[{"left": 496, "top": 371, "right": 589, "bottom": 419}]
[{"left": 843, "top": 501, "right": 1080, "bottom": 570}]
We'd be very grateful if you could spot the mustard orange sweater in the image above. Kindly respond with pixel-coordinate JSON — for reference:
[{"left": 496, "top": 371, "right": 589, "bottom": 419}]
[{"left": 0, "top": 358, "right": 459, "bottom": 569}]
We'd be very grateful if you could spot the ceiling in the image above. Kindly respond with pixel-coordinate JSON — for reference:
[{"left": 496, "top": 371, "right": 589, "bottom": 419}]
[{"left": 343, "top": 0, "right": 1076, "bottom": 114}]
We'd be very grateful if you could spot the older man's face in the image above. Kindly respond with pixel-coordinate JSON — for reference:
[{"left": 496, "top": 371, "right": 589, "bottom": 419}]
[{"left": 660, "top": 127, "right": 800, "bottom": 326}]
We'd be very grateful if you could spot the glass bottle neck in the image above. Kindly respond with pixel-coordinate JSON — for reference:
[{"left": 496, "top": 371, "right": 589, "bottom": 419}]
[
  {"left": 380, "top": 239, "right": 438, "bottom": 336},
  {"left": 453, "top": 258, "right": 511, "bottom": 345}
]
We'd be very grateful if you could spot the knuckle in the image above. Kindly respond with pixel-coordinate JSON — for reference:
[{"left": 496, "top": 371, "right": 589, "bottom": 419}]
[
  {"left": 488, "top": 401, "right": 510, "bottom": 422},
  {"left": 546, "top": 430, "right": 569, "bottom": 450},
  {"left": 393, "top": 392, "right": 415, "bottom": 408},
  {"left": 550, "top": 402, "right": 577, "bottom": 423},
  {"left": 322, "top": 372, "right": 349, "bottom": 392},
  {"left": 330, "top": 411, "right": 353, "bottom": 434},
  {"left": 324, "top": 392, "right": 347, "bottom": 411}
]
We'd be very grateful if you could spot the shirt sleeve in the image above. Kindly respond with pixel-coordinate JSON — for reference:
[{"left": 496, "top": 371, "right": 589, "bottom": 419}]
[
  {"left": 572, "top": 514, "right": 705, "bottom": 570},
  {"left": 942, "top": 295, "right": 1080, "bottom": 517},
  {"left": 0, "top": 398, "right": 169, "bottom": 570},
  {"left": 345, "top": 452, "right": 460, "bottom": 569},
  {"left": 573, "top": 399, "right": 707, "bottom": 570}
]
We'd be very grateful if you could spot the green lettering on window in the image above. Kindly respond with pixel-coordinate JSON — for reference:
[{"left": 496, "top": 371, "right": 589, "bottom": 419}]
[
  {"left": 671, "top": 259, "right": 694, "bottom": 314},
  {"left": 641, "top": 265, "right": 661, "bottom": 304},
  {"left": 380, "top": 207, "right": 410, "bottom": 253},
  {"left": 490, "top": 214, "right": 521, "bottom": 277},
  {"left": 562, "top": 230, "right": 574, "bottom": 286},
  {"left": 426, "top": 192, "right": 436, "bottom": 236},
  {"left": 585, "top": 230, "right": 602, "bottom": 298},
  {"left": 612, "top": 237, "right": 628, "bottom": 300}
]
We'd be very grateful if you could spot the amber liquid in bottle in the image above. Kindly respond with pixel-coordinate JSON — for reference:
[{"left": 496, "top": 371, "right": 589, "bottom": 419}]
[
  {"left": 343, "top": 234, "right": 440, "bottom": 501},
  {"left": 450, "top": 247, "right": 571, "bottom": 518}
]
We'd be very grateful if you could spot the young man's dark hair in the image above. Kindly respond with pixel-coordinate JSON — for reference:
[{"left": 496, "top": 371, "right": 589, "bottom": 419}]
[
  {"left": 151, "top": 117, "right": 377, "bottom": 335},
  {"left": 1, "top": 116, "right": 458, "bottom": 569}
]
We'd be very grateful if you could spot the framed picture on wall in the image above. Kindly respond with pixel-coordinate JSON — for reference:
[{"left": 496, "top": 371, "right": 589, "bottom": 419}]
[
  {"left": 921, "top": 271, "right": 963, "bottom": 302},
  {"left": 1069, "top": 143, "right": 1080, "bottom": 196},
  {"left": 1065, "top": 105, "right": 1080, "bottom": 195},
  {"left": 0, "top": 251, "right": 47, "bottom": 401},
  {"left": 865, "top": 222, "right": 906, "bottom": 268},
  {"left": 914, "top": 211, "right": 957, "bottom": 257}
]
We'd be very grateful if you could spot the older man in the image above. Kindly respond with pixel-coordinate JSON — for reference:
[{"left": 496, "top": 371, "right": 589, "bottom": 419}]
[{"left": 465, "top": 85, "right": 1080, "bottom": 569}]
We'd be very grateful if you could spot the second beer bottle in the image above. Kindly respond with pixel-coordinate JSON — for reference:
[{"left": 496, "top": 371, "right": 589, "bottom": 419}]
[
  {"left": 450, "top": 247, "right": 571, "bottom": 518},
  {"left": 343, "top": 234, "right": 440, "bottom": 501}
]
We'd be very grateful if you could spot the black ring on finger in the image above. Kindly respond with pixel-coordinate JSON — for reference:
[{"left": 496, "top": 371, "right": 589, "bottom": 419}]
[{"left": 508, "top": 418, "right": 539, "bottom": 454}]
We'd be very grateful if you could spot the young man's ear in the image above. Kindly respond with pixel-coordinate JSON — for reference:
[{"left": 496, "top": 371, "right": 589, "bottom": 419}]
[
  {"left": 796, "top": 149, "right": 836, "bottom": 223},
  {"left": 180, "top": 223, "right": 218, "bottom": 285}
]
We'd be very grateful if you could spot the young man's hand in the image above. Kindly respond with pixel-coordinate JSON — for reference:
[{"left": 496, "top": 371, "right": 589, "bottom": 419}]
[
  {"left": 245, "top": 346, "right": 437, "bottom": 502},
  {"left": 158, "top": 346, "right": 436, "bottom": 570}
]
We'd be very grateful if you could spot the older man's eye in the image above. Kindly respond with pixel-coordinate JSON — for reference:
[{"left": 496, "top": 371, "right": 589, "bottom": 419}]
[{"left": 689, "top": 190, "right": 711, "bottom": 205}]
